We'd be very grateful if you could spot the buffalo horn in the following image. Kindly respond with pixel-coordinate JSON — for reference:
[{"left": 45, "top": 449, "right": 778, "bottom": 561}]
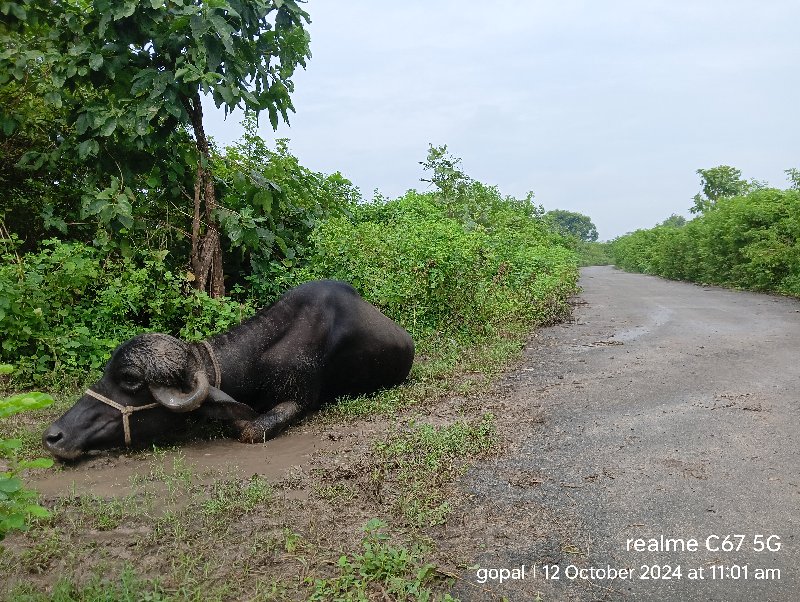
[{"left": 150, "top": 368, "right": 210, "bottom": 412}]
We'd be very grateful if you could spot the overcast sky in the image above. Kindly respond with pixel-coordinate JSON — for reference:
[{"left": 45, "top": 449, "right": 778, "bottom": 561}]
[{"left": 205, "top": 1, "right": 800, "bottom": 240}]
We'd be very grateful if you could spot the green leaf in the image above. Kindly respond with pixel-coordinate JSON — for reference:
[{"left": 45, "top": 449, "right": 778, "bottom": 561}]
[
  {"left": 227, "top": 223, "right": 242, "bottom": 243},
  {"left": 7, "top": 2, "right": 27, "bottom": 20},
  {"left": 43, "top": 91, "right": 62, "bottom": 109},
  {"left": 1, "top": 513, "right": 26, "bottom": 530},
  {"left": 89, "top": 53, "right": 103, "bottom": 70},
  {"left": 0, "top": 392, "right": 54, "bottom": 417},
  {"left": 100, "top": 116, "right": 117, "bottom": 136},
  {"left": 117, "top": 214, "right": 134, "bottom": 229},
  {"left": 112, "top": 1, "right": 137, "bottom": 19},
  {"left": 190, "top": 14, "right": 210, "bottom": 40},
  {"left": 1, "top": 115, "right": 17, "bottom": 135},
  {"left": 130, "top": 69, "right": 157, "bottom": 96},
  {"left": 75, "top": 112, "right": 92, "bottom": 135},
  {"left": 0, "top": 477, "right": 22, "bottom": 493},
  {"left": 209, "top": 13, "right": 234, "bottom": 54},
  {"left": 77, "top": 139, "right": 96, "bottom": 160},
  {"left": 253, "top": 189, "right": 273, "bottom": 212},
  {"left": 0, "top": 365, "right": 12, "bottom": 375},
  {"left": 25, "top": 505, "right": 51, "bottom": 518},
  {"left": 0, "top": 439, "right": 23, "bottom": 453},
  {"left": 267, "top": 105, "right": 278, "bottom": 129},
  {"left": 18, "top": 458, "right": 54, "bottom": 470},
  {"left": 67, "top": 40, "right": 90, "bottom": 56}
]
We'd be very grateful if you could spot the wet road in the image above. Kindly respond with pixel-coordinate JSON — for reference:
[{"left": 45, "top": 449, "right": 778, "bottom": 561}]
[{"left": 450, "top": 266, "right": 800, "bottom": 601}]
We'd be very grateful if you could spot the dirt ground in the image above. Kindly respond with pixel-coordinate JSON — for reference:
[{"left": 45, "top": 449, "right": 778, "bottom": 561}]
[
  {"left": 12, "top": 265, "right": 800, "bottom": 601},
  {"left": 448, "top": 265, "right": 800, "bottom": 601}
]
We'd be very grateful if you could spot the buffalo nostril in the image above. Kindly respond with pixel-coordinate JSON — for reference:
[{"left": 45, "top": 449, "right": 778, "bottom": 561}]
[{"left": 44, "top": 429, "right": 64, "bottom": 446}]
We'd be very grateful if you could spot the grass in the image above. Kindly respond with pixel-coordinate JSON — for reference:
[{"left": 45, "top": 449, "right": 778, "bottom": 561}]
[
  {"left": 373, "top": 414, "right": 499, "bottom": 527},
  {"left": 326, "top": 317, "right": 563, "bottom": 423},
  {"left": 1, "top": 395, "right": 500, "bottom": 602},
  {"left": 7, "top": 566, "right": 169, "bottom": 602},
  {"left": 0, "top": 287, "right": 573, "bottom": 601},
  {"left": 0, "top": 449, "right": 282, "bottom": 597},
  {"left": 308, "top": 519, "right": 458, "bottom": 602},
  {"left": 0, "top": 413, "right": 501, "bottom": 601}
]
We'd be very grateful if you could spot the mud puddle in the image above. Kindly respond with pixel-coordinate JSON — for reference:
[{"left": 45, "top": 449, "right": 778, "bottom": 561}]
[{"left": 32, "top": 426, "right": 348, "bottom": 498}]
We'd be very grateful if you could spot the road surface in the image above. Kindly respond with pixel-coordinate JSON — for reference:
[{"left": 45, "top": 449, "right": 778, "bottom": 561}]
[{"left": 450, "top": 266, "right": 800, "bottom": 601}]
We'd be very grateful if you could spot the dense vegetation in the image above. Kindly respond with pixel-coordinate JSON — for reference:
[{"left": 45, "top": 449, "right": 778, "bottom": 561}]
[
  {"left": 0, "top": 138, "right": 578, "bottom": 596},
  {"left": 1, "top": 136, "right": 577, "bottom": 389},
  {"left": 1, "top": 0, "right": 312, "bottom": 297},
  {"left": 543, "top": 209, "right": 598, "bottom": 242},
  {"left": 611, "top": 167, "right": 800, "bottom": 296},
  {"left": 1, "top": 3, "right": 582, "bottom": 599},
  {"left": 577, "top": 241, "right": 613, "bottom": 267}
]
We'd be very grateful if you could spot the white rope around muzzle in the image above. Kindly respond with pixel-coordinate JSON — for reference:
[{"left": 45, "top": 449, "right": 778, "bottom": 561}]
[
  {"left": 84, "top": 389, "right": 160, "bottom": 446},
  {"left": 84, "top": 339, "right": 219, "bottom": 447}
]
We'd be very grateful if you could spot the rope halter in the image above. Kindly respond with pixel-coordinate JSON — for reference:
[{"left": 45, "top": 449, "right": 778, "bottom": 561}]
[
  {"left": 83, "top": 340, "right": 220, "bottom": 447},
  {"left": 84, "top": 389, "right": 160, "bottom": 446}
]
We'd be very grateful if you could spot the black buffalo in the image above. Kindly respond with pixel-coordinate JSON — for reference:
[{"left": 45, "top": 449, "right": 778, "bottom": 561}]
[{"left": 43, "top": 280, "right": 414, "bottom": 460}]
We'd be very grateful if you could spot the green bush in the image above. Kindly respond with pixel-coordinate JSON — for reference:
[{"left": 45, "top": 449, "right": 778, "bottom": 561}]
[
  {"left": 0, "top": 365, "right": 54, "bottom": 541},
  {"left": 611, "top": 188, "right": 800, "bottom": 295},
  {"left": 300, "top": 191, "right": 577, "bottom": 347},
  {"left": 578, "top": 241, "right": 614, "bottom": 266},
  {"left": 1, "top": 144, "right": 580, "bottom": 390},
  {"left": 213, "top": 118, "right": 360, "bottom": 296},
  {"left": 0, "top": 239, "right": 254, "bottom": 385}
]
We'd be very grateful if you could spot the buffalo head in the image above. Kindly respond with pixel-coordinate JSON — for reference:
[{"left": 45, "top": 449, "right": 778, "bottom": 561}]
[{"left": 43, "top": 333, "right": 211, "bottom": 460}]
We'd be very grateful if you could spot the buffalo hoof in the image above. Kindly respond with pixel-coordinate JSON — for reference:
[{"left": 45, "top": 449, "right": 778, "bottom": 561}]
[{"left": 236, "top": 420, "right": 267, "bottom": 444}]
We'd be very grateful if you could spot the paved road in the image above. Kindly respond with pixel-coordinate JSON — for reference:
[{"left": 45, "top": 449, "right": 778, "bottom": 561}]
[{"left": 450, "top": 266, "right": 800, "bottom": 601}]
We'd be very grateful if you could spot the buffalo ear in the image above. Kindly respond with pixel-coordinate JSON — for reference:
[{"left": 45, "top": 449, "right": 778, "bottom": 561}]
[
  {"left": 197, "top": 387, "right": 258, "bottom": 422},
  {"left": 150, "top": 368, "right": 209, "bottom": 412}
]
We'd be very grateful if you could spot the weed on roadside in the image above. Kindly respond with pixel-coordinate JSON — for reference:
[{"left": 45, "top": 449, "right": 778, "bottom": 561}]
[
  {"left": 308, "top": 518, "right": 459, "bottom": 602},
  {"left": 373, "top": 414, "right": 499, "bottom": 527}
]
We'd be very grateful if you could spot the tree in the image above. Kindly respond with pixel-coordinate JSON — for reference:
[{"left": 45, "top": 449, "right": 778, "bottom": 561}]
[
  {"left": 1, "top": 0, "right": 311, "bottom": 297},
  {"left": 213, "top": 115, "right": 359, "bottom": 295},
  {"left": 786, "top": 168, "right": 800, "bottom": 191},
  {"left": 419, "top": 144, "right": 540, "bottom": 229},
  {"left": 543, "top": 209, "right": 599, "bottom": 242},
  {"left": 658, "top": 214, "right": 687, "bottom": 228},
  {"left": 690, "top": 165, "right": 756, "bottom": 214},
  {"left": 419, "top": 144, "right": 473, "bottom": 219}
]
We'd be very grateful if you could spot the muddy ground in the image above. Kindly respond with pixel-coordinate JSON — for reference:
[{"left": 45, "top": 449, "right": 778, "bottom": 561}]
[
  {"left": 10, "top": 265, "right": 800, "bottom": 601},
  {"left": 449, "top": 265, "right": 800, "bottom": 601}
]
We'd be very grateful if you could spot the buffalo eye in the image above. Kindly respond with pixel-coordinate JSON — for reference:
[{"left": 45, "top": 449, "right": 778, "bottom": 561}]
[{"left": 117, "top": 372, "right": 143, "bottom": 393}]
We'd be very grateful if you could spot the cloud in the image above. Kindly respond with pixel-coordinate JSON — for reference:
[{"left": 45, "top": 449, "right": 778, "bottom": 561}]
[{"left": 205, "top": 0, "right": 800, "bottom": 239}]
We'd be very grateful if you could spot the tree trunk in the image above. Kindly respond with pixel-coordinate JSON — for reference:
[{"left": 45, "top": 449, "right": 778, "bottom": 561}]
[{"left": 185, "top": 92, "right": 225, "bottom": 298}]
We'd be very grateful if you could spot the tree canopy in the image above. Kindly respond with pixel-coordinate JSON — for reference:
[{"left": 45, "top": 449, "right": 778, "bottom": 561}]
[
  {"left": 690, "top": 165, "right": 765, "bottom": 214},
  {"left": 543, "top": 209, "right": 599, "bottom": 242},
  {"left": 1, "top": 0, "right": 311, "bottom": 296}
]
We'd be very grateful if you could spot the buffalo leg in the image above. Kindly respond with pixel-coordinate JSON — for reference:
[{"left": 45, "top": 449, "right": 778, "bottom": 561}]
[{"left": 235, "top": 401, "right": 303, "bottom": 443}]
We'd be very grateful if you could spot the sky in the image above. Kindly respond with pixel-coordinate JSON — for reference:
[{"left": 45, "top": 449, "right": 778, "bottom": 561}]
[{"left": 204, "top": 1, "right": 800, "bottom": 240}]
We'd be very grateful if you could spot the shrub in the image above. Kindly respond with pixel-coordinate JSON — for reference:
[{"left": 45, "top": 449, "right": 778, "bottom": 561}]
[
  {"left": 0, "top": 239, "right": 254, "bottom": 385},
  {"left": 309, "top": 518, "right": 458, "bottom": 602},
  {"left": 0, "top": 365, "right": 54, "bottom": 541},
  {"left": 611, "top": 188, "right": 800, "bottom": 296},
  {"left": 300, "top": 191, "right": 577, "bottom": 347}
]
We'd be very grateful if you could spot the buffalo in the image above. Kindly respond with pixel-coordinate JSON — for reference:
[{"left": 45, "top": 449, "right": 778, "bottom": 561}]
[{"left": 43, "top": 280, "right": 414, "bottom": 460}]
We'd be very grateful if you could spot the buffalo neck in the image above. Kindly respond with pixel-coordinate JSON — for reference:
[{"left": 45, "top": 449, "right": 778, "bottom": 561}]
[{"left": 198, "top": 296, "right": 299, "bottom": 394}]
